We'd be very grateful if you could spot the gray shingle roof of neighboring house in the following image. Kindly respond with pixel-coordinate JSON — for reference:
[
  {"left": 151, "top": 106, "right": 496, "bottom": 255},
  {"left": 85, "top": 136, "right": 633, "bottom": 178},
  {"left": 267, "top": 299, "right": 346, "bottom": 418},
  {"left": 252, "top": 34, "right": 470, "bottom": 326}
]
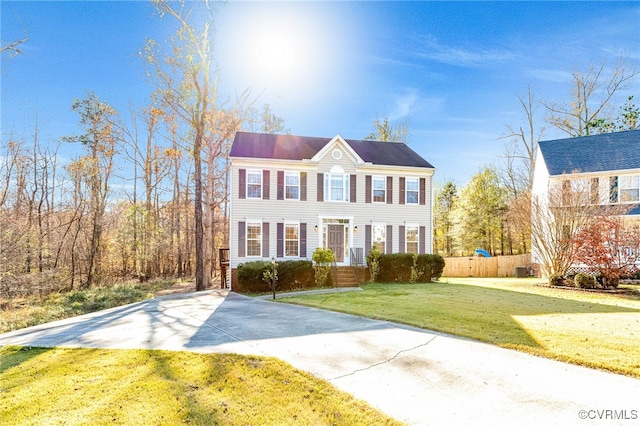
[
  {"left": 539, "top": 129, "right": 640, "bottom": 176},
  {"left": 230, "top": 132, "right": 435, "bottom": 169}
]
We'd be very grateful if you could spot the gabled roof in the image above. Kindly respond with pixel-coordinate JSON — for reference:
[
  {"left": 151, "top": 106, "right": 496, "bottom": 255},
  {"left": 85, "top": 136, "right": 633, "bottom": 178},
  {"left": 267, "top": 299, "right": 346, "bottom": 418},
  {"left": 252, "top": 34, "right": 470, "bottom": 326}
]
[
  {"left": 539, "top": 130, "right": 640, "bottom": 176},
  {"left": 230, "top": 132, "right": 435, "bottom": 169}
]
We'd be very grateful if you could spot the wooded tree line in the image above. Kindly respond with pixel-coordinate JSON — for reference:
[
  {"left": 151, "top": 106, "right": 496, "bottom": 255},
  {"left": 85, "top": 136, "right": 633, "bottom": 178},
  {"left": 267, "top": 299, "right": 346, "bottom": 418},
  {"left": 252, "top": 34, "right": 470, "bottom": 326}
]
[
  {"left": 433, "top": 59, "right": 639, "bottom": 258},
  {"left": 0, "top": 93, "right": 285, "bottom": 295},
  {"left": 1, "top": 1, "right": 294, "bottom": 294}
]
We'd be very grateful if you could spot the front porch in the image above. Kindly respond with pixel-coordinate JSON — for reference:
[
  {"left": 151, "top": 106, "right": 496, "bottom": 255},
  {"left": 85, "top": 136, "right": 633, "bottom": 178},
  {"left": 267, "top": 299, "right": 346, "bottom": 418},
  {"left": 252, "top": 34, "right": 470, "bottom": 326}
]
[{"left": 330, "top": 247, "right": 366, "bottom": 287}]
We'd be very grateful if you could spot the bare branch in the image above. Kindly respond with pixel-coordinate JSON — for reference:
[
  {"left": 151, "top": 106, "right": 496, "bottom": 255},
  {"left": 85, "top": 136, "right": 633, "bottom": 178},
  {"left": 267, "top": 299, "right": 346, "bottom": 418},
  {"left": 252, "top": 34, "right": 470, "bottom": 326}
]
[{"left": 1, "top": 36, "right": 28, "bottom": 57}]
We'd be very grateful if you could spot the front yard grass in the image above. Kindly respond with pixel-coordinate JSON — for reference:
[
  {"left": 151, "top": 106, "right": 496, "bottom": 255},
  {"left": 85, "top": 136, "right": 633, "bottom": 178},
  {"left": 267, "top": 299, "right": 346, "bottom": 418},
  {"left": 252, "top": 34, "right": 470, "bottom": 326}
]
[
  {"left": 281, "top": 278, "right": 640, "bottom": 378},
  {"left": 0, "top": 280, "right": 183, "bottom": 333},
  {"left": 0, "top": 346, "right": 400, "bottom": 426}
]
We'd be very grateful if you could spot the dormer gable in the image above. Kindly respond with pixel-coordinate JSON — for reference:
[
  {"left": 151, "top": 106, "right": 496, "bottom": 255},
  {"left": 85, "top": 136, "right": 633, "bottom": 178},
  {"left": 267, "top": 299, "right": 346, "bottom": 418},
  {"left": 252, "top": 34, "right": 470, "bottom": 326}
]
[{"left": 310, "top": 134, "right": 366, "bottom": 166}]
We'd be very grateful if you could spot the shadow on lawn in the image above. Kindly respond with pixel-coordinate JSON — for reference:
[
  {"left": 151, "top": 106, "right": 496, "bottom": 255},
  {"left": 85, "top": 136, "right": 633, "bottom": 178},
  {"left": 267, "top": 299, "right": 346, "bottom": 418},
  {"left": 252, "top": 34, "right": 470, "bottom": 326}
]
[
  {"left": 148, "top": 350, "right": 225, "bottom": 423},
  {"left": 0, "top": 346, "right": 52, "bottom": 374}
]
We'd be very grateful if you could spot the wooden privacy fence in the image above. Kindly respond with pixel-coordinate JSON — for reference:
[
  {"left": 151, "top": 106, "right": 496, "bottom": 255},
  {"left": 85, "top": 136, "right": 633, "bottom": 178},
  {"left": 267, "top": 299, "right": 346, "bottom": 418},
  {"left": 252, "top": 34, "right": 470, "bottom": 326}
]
[{"left": 442, "top": 254, "right": 531, "bottom": 277}]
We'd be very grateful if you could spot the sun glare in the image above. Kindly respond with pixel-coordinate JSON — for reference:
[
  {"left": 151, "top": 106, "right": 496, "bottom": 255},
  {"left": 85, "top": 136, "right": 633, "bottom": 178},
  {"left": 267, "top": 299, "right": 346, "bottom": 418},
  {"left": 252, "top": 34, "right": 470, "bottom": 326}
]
[
  {"left": 256, "top": 32, "right": 297, "bottom": 78},
  {"left": 217, "top": 3, "right": 349, "bottom": 101}
]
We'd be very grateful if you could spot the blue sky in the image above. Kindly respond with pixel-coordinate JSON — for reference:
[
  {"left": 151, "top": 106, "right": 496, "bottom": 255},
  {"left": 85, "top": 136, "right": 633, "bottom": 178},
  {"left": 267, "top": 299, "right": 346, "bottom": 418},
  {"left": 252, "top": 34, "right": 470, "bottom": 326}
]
[{"left": 2, "top": 1, "right": 639, "bottom": 186}]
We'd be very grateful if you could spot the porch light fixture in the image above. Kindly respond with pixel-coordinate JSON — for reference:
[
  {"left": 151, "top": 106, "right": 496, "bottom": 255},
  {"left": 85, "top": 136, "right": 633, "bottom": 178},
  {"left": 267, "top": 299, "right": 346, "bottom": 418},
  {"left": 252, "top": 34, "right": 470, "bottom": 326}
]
[
  {"left": 314, "top": 225, "right": 318, "bottom": 232},
  {"left": 354, "top": 226, "right": 358, "bottom": 232}
]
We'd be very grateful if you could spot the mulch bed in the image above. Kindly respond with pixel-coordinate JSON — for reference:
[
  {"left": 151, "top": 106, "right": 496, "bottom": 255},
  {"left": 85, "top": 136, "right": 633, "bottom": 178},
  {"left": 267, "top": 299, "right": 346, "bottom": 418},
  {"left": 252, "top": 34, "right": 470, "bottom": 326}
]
[{"left": 533, "top": 282, "right": 640, "bottom": 295}]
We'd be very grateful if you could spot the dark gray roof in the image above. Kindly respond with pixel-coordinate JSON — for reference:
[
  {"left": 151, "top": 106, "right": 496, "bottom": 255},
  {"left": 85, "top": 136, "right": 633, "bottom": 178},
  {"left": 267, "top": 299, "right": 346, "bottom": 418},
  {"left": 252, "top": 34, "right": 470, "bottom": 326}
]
[
  {"left": 539, "top": 130, "right": 640, "bottom": 176},
  {"left": 230, "top": 132, "right": 435, "bottom": 169},
  {"left": 628, "top": 204, "right": 640, "bottom": 215}
]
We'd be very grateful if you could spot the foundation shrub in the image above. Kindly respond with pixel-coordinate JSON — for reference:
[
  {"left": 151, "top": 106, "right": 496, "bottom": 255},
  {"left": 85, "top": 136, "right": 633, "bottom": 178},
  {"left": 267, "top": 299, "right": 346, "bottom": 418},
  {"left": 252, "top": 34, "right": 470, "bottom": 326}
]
[
  {"left": 376, "top": 253, "right": 445, "bottom": 283},
  {"left": 549, "top": 274, "right": 567, "bottom": 287},
  {"left": 574, "top": 273, "right": 596, "bottom": 289},
  {"left": 236, "top": 260, "right": 314, "bottom": 293},
  {"left": 278, "top": 260, "right": 314, "bottom": 290}
]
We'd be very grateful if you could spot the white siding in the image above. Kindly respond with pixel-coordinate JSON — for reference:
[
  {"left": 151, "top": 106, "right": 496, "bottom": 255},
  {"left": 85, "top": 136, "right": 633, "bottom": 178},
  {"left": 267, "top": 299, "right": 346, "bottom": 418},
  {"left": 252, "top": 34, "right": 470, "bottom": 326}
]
[{"left": 230, "top": 139, "right": 435, "bottom": 272}]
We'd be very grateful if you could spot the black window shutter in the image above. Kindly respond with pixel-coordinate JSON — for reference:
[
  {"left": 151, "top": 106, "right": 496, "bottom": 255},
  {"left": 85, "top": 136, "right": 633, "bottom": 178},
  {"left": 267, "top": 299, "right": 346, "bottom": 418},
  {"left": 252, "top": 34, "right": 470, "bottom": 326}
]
[
  {"left": 386, "top": 225, "right": 392, "bottom": 254},
  {"left": 350, "top": 174, "right": 356, "bottom": 203},
  {"left": 610, "top": 176, "right": 619, "bottom": 203},
  {"left": 239, "top": 169, "right": 246, "bottom": 199},
  {"left": 399, "top": 225, "right": 405, "bottom": 253},
  {"left": 365, "top": 175, "right": 372, "bottom": 203},
  {"left": 419, "top": 226, "right": 426, "bottom": 254},
  {"left": 399, "top": 177, "right": 406, "bottom": 205},
  {"left": 277, "top": 171, "right": 284, "bottom": 200},
  {"left": 300, "top": 223, "right": 307, "bottom": 257},
  {"left": 387, "top": 176, "right": 393, "bottom": 204},
  {"left": 419, "top": 178, "right": 426, "bottom": 205},
  {"left": 365, "top": 224, "right": 372, "bottom": 258},
  {"left": 300, "top": 172, "right": 307, "bottom": 201},
  {"left": 238, "top": 221, "right": 246, "bottom": 257},
  {"left": 317, "top": 173, "right": 324, "bottom": 202},
  {"left": 277, "top": 223, "right": 284, "bottom": 257},
  {"left": 262, "top": 222, "right": 269, "bottom": 257},
  {"left": 590, "top": 177, "right": 599, "bottom": 204},
  {"left": 263, "top": 170, "right": 270, "bottom": 200}
]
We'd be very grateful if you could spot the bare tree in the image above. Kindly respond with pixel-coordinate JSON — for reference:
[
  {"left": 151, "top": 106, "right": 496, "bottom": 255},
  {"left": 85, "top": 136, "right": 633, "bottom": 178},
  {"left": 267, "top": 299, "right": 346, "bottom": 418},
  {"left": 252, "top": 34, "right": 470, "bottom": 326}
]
[
  {"left": 1, "top": 36, "right": 28, "bottom": 58},
  {"left": 1, "top": 20, "right": 28, "bottom": 60},
  {"left": 145, "top": 1, "right": 252, "bottom": 290},
  {"left": 500, "top": 86, "right": 544, "bottom": 193},
  {"left": 365, "top": 116, "right": 410, "bottom": 143},
  {"left": 63, "top": 93, "right": 118, "bottom": 288},
  {"left": 504, "top": 190, "right": 531, "bottom": 255},
  {"left": 245, "top": 104, "right": 289, "bottom": 134},
  {"left": 144, "top": 0, "right": 218, "bottom": 290},
  {"left": 544, "top": 60, "right": 638, "bottom": 137},
  {"left": 531, "top": 176, "right": 629, "bottom": 281},
  {"left": 203, "top": 107, "right": 246, "bottom": 283}
]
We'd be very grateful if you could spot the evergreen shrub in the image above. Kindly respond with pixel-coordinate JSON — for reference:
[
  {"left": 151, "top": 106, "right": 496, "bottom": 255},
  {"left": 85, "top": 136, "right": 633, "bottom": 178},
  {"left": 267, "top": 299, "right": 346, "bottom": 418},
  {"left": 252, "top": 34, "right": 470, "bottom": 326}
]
[
  {"left": 376, "top": 253, "right": 445, "bottom": 283},
  {"left": 236, "top": 260, "right": 314, "bottom": 293}
]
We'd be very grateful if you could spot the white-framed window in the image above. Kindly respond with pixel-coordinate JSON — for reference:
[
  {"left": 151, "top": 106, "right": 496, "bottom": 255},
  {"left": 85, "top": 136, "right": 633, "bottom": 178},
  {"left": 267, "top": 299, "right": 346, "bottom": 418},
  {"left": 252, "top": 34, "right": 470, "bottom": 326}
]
[
  {"left": 372, "top": 176, "right": 386, "bottom": 203},
  {"left": 620, "top": 175, "right": 640, "bottom": 202},
  {"left": 247, "top": 170, "right": 262, "bottom": 199},
  {"left": 406, "top": 178, "right": 419, "bottom": 204},
  {"left": 246, "top": 222, "right": 262, "bottom": 257},
  {"left": 324, "top": 173, "right": 350, "bottom": 202},
  {"left": 285, "top": 171, "right": 300, "bottom": 200},
  {"left": 372, "top": 223, "right": 386, "bottom": 253},
  {"left": 560, "top": 178, "right": 590, "bottom": 206},
  {"left": 406, "top": 225, "right": 419, "bottom": 254},
  {"left": 285, "top": 223, "right": 299, "bottom": 257}
]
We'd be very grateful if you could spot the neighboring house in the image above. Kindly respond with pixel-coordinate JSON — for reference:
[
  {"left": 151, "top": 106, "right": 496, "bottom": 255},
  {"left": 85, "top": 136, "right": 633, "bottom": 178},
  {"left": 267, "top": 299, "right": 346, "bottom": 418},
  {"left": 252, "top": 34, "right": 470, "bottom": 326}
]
[
  {"left": 228, "top": 131, "right": 436, "bottom": 288},
  {"left": 531, "top": 129, "right": 640, "bottom": 273}
]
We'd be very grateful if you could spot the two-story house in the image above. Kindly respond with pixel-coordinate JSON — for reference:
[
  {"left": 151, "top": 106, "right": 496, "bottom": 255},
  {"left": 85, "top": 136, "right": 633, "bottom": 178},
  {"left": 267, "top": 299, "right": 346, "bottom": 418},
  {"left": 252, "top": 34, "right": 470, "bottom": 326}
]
[
  {"left": 531, "top": 129, "right": 640, "bottom": 275},
  {"left": 228, "top": 131, "right": 436, "bottom": 288}
]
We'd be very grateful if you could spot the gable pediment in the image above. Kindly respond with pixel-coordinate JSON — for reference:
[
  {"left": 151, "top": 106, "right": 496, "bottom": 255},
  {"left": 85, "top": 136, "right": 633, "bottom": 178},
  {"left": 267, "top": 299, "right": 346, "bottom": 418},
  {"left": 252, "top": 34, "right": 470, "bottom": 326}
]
[{"left": 311, "top": 134, "right": 366, "bottom": 166}]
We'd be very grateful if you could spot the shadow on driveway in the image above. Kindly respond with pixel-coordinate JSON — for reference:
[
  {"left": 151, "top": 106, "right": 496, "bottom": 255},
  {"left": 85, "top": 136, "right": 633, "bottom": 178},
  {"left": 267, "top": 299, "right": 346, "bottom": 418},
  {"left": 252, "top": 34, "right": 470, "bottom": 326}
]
[{"left": 2, "top": 289, "right": 640, "bottom": 426}]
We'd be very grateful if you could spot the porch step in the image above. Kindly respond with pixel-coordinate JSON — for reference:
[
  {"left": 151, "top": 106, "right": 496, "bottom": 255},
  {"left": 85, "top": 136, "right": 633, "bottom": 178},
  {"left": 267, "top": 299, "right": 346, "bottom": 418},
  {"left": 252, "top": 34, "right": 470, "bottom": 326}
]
[{"left": 333, "top": 267, "right": 360, "bottom": 287}]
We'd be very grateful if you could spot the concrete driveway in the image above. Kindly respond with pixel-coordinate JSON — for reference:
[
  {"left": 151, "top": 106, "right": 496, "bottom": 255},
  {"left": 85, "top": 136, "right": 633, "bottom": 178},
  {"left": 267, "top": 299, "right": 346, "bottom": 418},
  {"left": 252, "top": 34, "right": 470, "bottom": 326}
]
[{"left": 1, "top": 290, "right": 639, "bottom": 425}]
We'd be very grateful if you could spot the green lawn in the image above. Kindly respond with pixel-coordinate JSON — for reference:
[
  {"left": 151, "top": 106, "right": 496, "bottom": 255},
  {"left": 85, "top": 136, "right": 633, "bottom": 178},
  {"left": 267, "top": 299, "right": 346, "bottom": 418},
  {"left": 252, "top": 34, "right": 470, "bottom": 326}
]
[
  {"left": 281, "top": 278, "right": 640, "bottom": 378},
  {"left": 0, "top": 346, "right": 400, "bottom": 426}
]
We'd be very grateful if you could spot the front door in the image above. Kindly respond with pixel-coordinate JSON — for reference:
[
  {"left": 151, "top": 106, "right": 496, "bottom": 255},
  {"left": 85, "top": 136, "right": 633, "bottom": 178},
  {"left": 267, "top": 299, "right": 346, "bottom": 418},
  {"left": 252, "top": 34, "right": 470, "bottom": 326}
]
[{"left": 327, "top": 224, "right": 344, "bottom": 262}]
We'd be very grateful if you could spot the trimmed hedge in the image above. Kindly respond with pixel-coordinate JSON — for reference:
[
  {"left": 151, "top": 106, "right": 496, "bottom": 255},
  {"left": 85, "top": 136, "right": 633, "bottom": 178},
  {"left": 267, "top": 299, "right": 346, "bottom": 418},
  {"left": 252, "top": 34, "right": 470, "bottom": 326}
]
[
  {"left": 574, "top": 273, "right": 596, "bottom": 289},
  {"left": 235, "top": 260, "right": 314, "bottom": 293},
  {"left": 374, "top": 253, "right": 445, "bottom": 283}
]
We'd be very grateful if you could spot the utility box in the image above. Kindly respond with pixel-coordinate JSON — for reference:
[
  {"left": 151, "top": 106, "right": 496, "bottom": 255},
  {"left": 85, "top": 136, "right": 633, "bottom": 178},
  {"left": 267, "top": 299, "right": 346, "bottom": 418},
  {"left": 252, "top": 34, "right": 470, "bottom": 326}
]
[{"left": 515, "top": 266, "right": 528, "bottom": 278}]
